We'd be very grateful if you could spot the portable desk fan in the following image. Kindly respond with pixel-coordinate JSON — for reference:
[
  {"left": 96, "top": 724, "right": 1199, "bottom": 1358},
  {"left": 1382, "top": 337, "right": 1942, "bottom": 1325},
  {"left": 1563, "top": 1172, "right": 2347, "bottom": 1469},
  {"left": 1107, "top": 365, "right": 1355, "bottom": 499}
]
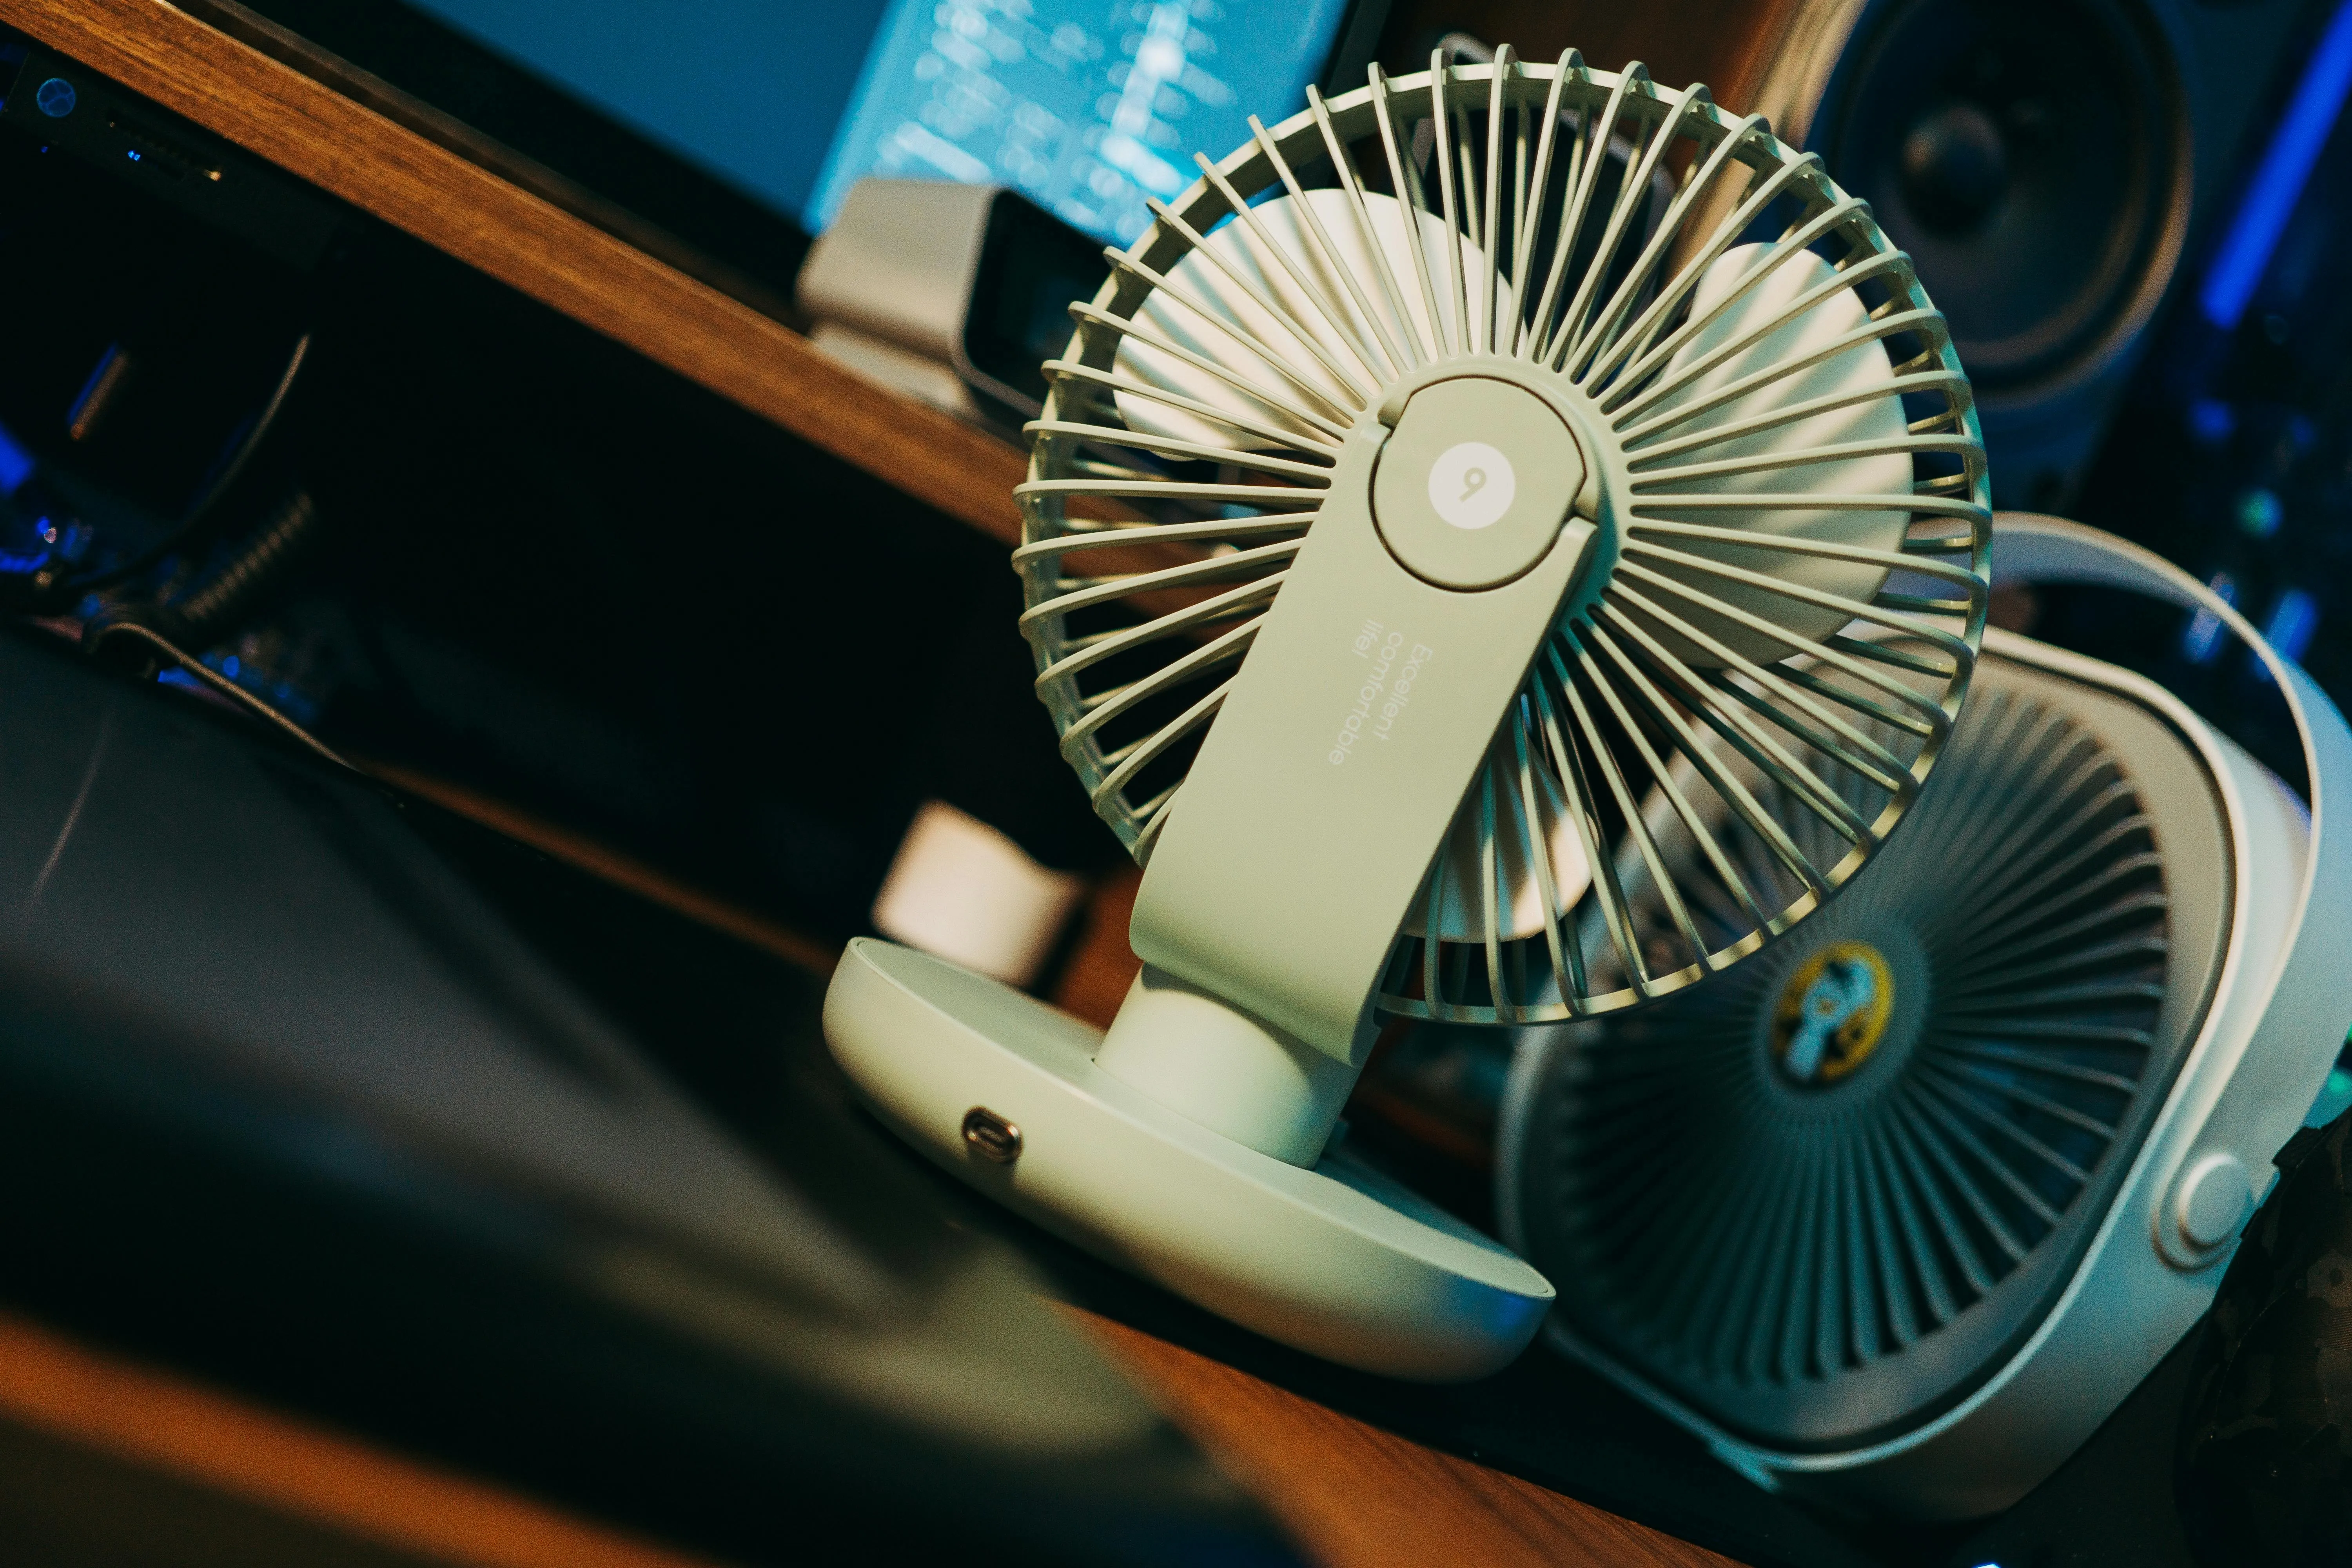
[
  {"left": 1499, "top": 515, "right": 2352, "bottom": 1515},
  {"left": 827, "top": 49, "right": 1990, "bottom": 1379}
]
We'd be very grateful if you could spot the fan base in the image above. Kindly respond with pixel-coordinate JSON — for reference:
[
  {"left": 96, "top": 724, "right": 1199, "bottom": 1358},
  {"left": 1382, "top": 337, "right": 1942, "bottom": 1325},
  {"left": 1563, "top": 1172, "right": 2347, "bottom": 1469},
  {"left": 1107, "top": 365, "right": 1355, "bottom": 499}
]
[{"left": 825, "top": 938, "right": 1552, "bottom": 1381}]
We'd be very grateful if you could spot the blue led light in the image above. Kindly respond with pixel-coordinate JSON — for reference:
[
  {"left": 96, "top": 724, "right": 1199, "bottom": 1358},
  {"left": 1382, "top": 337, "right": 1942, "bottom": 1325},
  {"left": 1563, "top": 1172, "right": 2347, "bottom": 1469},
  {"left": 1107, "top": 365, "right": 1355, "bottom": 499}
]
[
  {"left": 125, "top": 149, "right": 140, "bottom": 162},
  {"left": 2265, "top": 587, "right": 2320, "bottom": 665},
  {"left": 2188, "top": 398, "right": 2236, "bottom": 445},
  {"left": 33, "top": 76, "right": 74, "bottom": 118},
  {"left": 0, "top": 420, "right": 35, "bottom": 498},
  {"left": 2200, "top": 0, "right": 2352, "bottom": 330}
]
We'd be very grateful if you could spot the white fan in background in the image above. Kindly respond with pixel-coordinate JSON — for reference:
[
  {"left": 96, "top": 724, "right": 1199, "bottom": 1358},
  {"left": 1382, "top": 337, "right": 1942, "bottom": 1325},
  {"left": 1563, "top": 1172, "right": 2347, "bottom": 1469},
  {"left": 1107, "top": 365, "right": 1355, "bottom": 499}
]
[
  {"left": 1500, "top": 516, "right": 2352, "bottom": 1517},
  {"left": 827, "top": 48, "right": 1989, "bottom": 1379}
]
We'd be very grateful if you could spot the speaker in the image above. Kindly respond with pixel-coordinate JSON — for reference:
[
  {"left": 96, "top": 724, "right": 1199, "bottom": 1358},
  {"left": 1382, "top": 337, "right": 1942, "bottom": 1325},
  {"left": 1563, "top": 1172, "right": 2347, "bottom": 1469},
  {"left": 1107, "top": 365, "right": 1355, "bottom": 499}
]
[{"left": 1740, "top": 0, "right": 2312, "bottom": 512}]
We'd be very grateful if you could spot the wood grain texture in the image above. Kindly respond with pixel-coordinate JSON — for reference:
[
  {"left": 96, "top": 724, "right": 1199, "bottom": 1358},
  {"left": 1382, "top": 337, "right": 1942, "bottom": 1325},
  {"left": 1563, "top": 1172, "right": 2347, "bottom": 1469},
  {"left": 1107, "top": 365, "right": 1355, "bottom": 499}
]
[
  {"left": 0, "top": 1310, "right": 726, "bottom": 1568},
  {"left": 0, "top": 0, "right": 1028, "bottom": 546},
  {"left": 1073, "top": 1309, "right": 1744, "bottom": 1568},
  {"left": 1380, "top": 0, "right": 1815, "bottom": 124},
  {"left": 1052, "top": 864, "right": 1145, "bottom": 1028}
]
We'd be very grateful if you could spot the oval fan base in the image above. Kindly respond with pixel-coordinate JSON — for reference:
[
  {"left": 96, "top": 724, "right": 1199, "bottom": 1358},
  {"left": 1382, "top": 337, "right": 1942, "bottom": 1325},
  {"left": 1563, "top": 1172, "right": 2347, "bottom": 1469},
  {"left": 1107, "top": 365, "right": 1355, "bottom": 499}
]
[{"left": 826, "top": 938, "right": 1553, "bottom": 1381}]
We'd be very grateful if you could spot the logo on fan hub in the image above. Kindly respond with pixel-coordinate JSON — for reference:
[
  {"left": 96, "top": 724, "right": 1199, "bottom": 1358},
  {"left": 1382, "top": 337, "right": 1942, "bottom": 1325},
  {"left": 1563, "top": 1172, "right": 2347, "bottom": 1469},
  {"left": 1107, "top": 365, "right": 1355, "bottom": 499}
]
[
  {"left": 1427, "top": 441, "right": 1517, "bottom": 530},
  {"left": 1771, "top": 941, "right": 1894, "bottom": 1086}
]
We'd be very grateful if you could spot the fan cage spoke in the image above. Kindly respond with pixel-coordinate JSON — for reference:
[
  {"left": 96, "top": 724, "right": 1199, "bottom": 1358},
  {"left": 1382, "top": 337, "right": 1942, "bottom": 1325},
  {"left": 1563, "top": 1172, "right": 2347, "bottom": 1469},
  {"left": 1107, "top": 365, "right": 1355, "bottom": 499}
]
[
  {"left": 1567, "top": 105, "right": 1762, "bottom": 383},
  {"left": 1593, "top": 591, "right": 1872, "bottom": 885},
  {"left": 1105, "top": 240, "right": 1370, "bottom": 420},
  {"left": 1247, "top": 122, "right": 1407, "bottom": 381},
  {"left": 1600, "top": 196, "right": 1890, "bottom": 402},
  {"left": 1023, "top": 419, "right": 1339, "bottom": 482},
  {"left": 1040, "top": 359, "right": 1346, "bottom": 451},
  {"left": 1600, "top": 581, "right": 1915, "bottom": 817},
  {"left": 1615, "top": 307, "right": 1953, "bottom": 443},
  {"left": 1062, "top": 305, "right": 1354, "bottom": 447}
]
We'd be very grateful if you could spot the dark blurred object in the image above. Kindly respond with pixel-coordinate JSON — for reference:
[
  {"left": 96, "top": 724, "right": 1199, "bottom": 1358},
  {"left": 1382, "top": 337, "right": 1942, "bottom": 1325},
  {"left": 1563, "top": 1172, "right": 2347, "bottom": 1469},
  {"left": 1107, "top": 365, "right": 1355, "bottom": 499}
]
[
  {"left": 0, "top": 623, "right": 1294, "bottom": 1568},
  {"left": 2176, "top": 1108, "right": 2352, "bottom": 1568},
  {"left": 0, "top": 39, "right": 335, "bottom": 274},
  {"left": 0, "top": 42, "right": 324, "bottom": 541}
]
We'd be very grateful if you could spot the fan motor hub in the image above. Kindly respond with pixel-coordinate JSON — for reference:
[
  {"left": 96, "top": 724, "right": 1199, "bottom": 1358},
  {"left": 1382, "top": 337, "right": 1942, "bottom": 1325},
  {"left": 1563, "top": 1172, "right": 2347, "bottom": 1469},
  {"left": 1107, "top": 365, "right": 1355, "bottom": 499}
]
[{"left": 1370, "top": 373, "right": 1598, "bottom": 592}]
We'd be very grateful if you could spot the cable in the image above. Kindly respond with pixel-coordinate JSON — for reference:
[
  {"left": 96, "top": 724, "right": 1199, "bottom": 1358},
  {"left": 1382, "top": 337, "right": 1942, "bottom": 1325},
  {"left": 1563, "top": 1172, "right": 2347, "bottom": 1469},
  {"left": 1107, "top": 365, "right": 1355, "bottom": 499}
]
[
  {"left": 81, "top": 477, "right": 324, "bottom": 662},
  {"left": 87, "top": 619, "right": 353, "bottom": 771},
  {"left": 154, "top": 484, "right": 321, "bottom": 648},
  {"left": 0, "top": 330, "right": 345, "bottom": 771},
  {"left": 64, "top": 330, "right": 314, "bottom": 596},
  {"left": 0, "top": 331, "right": 316, "bottom": 617}
]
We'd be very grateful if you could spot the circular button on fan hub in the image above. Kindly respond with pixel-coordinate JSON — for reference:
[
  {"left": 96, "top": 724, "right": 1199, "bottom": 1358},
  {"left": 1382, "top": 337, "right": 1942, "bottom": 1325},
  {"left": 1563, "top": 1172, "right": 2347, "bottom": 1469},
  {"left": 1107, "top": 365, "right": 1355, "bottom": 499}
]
[
  {"left": 1372, "top": 377, "right": 1587, "bottom": 591},
  {"left": 1770, "top": 940, "right": 1896, "bottom": 1086}
]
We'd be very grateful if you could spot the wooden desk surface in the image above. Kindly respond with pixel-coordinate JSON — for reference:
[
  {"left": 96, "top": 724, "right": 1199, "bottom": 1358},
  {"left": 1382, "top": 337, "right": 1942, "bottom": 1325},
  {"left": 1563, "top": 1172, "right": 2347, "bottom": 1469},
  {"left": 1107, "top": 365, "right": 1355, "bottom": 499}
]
[
  {"left": 0, "top": 1310, "right": 720, "bottom": 1568},
  {"left": 1077, "top": 1310, "right": 1741, "bottom": 1568},
  {"left": 0, "top": 1296, "right": 1740, "bottom": 1568}
]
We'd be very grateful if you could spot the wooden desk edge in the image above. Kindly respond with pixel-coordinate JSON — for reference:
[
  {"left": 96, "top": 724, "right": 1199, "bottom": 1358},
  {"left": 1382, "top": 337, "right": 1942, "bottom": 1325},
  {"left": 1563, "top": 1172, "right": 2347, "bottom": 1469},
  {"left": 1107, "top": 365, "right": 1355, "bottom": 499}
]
[
  {"left": 0, "top": 1308, "right": 724, "bottom": 1568},
  {"left": 1067, "top": 1307, "right": 1748, "bottom": 1568}
]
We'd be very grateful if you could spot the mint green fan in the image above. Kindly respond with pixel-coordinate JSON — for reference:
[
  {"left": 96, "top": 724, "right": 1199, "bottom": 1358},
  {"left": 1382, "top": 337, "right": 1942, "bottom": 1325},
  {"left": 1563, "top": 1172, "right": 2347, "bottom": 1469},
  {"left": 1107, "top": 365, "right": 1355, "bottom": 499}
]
[{"left": 828, "top": 47, "right": 1989, "bottom": 1380}]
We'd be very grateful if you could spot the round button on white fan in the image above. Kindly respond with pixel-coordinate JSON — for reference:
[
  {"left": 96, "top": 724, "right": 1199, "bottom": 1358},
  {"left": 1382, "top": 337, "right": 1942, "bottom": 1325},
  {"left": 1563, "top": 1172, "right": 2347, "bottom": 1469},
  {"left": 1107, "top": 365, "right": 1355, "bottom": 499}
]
[{"left": 2173, "top": 1152, "right": 2258, "bottom": 1256}]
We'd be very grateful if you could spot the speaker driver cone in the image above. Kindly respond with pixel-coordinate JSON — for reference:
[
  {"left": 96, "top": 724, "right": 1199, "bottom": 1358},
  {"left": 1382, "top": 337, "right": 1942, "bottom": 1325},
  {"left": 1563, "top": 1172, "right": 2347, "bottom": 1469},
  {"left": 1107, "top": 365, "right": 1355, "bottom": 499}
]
[{"left": 1818, "top": 0, "right": 2187, "bottom": 392}]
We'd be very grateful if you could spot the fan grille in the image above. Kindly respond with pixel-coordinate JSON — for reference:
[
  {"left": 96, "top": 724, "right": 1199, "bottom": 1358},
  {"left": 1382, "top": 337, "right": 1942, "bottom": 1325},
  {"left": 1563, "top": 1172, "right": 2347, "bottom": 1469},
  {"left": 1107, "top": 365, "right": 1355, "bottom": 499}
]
[
  {"left": 1016, "top": 51, "right": 1990, "bottom": 1020},
  {"left": 1511, "top": 671, "right": 2210, "bottom": 1448}
]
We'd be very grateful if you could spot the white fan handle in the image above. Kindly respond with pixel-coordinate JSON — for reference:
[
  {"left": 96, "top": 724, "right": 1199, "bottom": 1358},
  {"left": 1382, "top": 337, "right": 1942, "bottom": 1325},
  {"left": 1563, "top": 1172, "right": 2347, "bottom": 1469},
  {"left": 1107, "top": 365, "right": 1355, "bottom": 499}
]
[{"left": 1991, "top": 512, "right": 2352, "bottom": 1240}]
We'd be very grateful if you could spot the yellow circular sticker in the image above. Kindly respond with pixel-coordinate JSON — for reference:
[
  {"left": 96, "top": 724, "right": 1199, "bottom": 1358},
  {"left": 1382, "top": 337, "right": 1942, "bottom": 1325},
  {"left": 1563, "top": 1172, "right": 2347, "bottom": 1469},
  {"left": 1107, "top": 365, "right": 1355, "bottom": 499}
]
[{"left": 1771, "top": 941, "right": 1895, "bottom": 1086}]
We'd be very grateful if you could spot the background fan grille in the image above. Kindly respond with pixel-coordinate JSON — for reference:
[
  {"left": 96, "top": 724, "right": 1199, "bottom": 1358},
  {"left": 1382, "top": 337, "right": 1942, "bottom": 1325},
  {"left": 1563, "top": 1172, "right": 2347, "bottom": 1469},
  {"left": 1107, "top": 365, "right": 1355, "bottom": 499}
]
[
  {"left": 1017, "top": 51, "right": 1990, "bottom": 1020},
  {"left": 1512, "top": 676, "right": 2200, "bottom": 1448}
]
